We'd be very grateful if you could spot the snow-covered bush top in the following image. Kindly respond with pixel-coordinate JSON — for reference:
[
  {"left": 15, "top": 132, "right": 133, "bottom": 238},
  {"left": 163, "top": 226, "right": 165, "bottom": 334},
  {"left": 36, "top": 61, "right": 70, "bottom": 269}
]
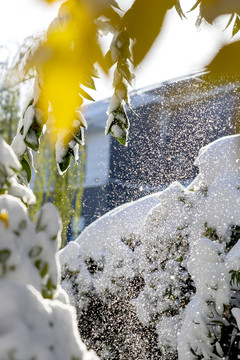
[
  {"left": 60, "top": 192, "right": 160, "bottom": 303},
  {"left": 0, "top": 195, "right": 61, "bottom": 296},
  {"left": 0, "top": 194, "right": 98, "bottom": 360},
  {"left": 60, "top": 134, "right": 240, "bottom": 359},
  {"left": 0, "top": 135, "right": 35, "bottom": 204}
]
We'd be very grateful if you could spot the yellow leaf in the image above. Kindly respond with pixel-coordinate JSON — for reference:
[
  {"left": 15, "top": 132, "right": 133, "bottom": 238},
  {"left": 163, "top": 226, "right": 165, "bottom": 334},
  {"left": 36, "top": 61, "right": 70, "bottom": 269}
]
[
  {"left": 200, "top": 0, "right": 240, "bottom": 24},
  {"left": 0, "top": 209, "right": 9, "bottom": 228},
  {"left": 122, "top": 0, "right": 175, "bottom": 66},
  {"left": 207, "top": 40, "right": 240, "bottom": 79},
  {"left": 30, "top": 0, "right": 105, "bottom": 143}
]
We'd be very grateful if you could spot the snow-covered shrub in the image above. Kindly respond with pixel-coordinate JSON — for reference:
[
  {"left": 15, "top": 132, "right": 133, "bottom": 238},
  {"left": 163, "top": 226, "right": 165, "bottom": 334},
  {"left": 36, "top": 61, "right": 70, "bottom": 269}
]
[
  {"left": 60, "top": 194, "right": 162, "bottom": 359},
  {"left": 0, "top": 135, "right": 98, "bottom": 360},
  {"left": 135, "top": 134, "right": 240, "bottom": 359},
  {"left": 133, "top": 182, "right": 195, "bottom": 359},
  {"left": 60, "top": 231, "right": 157, "bottom": 359},
  {"left": 0, "top": 134, "right": 35, "bottom": 205},
  {"left": 60, "top": 134, "right": 240, "bottom": 359}
]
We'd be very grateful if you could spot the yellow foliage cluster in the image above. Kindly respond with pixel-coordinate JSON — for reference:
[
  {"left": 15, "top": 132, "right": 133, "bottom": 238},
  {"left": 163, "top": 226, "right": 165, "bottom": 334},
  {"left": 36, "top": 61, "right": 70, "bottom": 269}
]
[
  {"left": 30, "top": 0, "right": 104, "bottom": 142},
  {"left": 27, "top": 0, "right": 240, "bottom": 145},
  {"left": 28, "top": 0, "right": 178, "bottom": 144}
]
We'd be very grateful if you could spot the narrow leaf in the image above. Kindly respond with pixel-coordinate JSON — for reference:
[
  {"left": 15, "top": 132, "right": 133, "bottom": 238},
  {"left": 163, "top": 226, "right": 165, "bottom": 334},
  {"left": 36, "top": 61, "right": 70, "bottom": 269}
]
[
  {"left": 122, "top": 0, "right": 172, "bottom": 65},
  {"left": 0, "top": 249, "right": 11, "bottom": 263},
  {"left": 188, "top": 0, "right": 201, "bottom": 13},
  {"left": 108, "top": 0, "right": 121, "bottom": 10},
  {"left": 175, "top": 0, "right": 185, "bottom": 19},
  {"left": 29, "top": 246, "right": 42, "bottom": 258},
  {"left": 79, "top": 87, "right": 95, "bottom": 101},
  {"left": 20, "top": 157, "right": 32, "bottom": 183},
  {"left": 105, "top": 50, "right": 117, "bottom": 69},
  {"left": 224, "top": 13, "right": 235, "bottom": 30},
  {"left": 57, "top": 150, "right": 71, "bottom": 174},
  {"left": 233, "top": 15, "right": 240, "bottom": 37},
  {"left": 117, "top": 61, "right": 135, "bottom": 86}
]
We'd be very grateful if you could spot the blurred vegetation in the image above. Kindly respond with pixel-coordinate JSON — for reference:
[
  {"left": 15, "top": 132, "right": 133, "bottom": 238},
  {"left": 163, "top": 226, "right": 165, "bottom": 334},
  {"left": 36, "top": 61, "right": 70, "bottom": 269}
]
[
  {"left": 30, "top": 134, "right": 85, "bottom": 247},
  {"left": 0, "top": 89, "right": 20, "bottom": 144},
  {"left": 0, "top": 45, "right": 85, "bottom": 246}
]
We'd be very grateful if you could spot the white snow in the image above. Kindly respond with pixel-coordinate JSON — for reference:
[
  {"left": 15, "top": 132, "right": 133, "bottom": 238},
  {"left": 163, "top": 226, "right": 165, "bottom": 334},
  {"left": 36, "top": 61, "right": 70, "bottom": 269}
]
[
  {"left": 0, "top": 135, "right": 35, "bottom": 204},
  {"left": 60, "top": 192, "right": 161, "bottom": 310},
  {"left": 76, "top": 191, "right": 162, "bottom": 244},
  {"left": 22, "top": 105, "right": 35, "bottom": 138},
  {"left": 0, "top": 193, "right": 99, "bottom": 360},
  {"left": 0, "top": 135, "right": 21, "bottom": 177},
  {"left": 60, "top": 134, "right": 240, "bottom": 359},
  {"left": 76, "top": 111, "right": 87, "bottom": 129},
  {"left": 107, "top": 93, "right": 121, "bottom": 114},
  {"left": 11, "top": 131, "right": 27, "bottom": 158},
  {"left": 105, "top": 113, "right": 114, "bottom": 135},
  {"left": 232, "top": 307, "right": 240, "bottom": 330}
]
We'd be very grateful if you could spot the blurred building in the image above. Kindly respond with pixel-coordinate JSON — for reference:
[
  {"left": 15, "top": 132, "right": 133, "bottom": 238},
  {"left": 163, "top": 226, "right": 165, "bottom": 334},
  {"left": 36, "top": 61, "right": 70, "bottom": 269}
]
[{"left": 77, "top": 73, "right": 240, "bottom": 232}]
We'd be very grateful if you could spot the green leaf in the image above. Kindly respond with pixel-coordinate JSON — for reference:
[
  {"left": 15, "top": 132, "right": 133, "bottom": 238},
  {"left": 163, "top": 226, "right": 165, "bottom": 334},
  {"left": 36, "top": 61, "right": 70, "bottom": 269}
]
[
  {"left": 176, "top": 256, "right": 183, "bottom": 262},
  {"left": 79, "top": 87, "right": 95, "bottom": 101},
  {"left": 113, "top": 130, "right": 127, "bottom": 146},
  {"left": 29, "top": 246, "right": 42, "bottom": 258},
  {"left": 42, "top": 278, "right": 56, "bottom": 299},
  {"left": 19, "top": 219, "right": 27, "bottom": 230},
  {"left": 57, "top": 150, "right": 71, "bottom": 174},
  {"left": 34, "top": 259, "right": 42, "bottom": 270},
  {"left": 34, "top": 259, "right": 50, "bottom": 278},
  {"left": 20, "top": 157, "right": 31, "bottom": 183},
  {"left": 81, "top": 76, "right": 96, "bottom": 90},
  {"left": 224, "top": 13, "right": 235, "bottom": 30},
  {"left": 188, "top": 0, "right": 201, "bottom": 13},
  {"left": 117, "top": 61, "right": 134, "bottom": 85},
  {"left": 122, "top": 0, "right": 174, "bottom": 65},
  {"left": 108, "top": 0, "right": 121, "bottom": 10},
  {"left": 40, "top": 262, "right": 48, "bottom": 278},
  {"left": 24, "top": 116, "right": 42, "bottom": 152},
  {"left": 110, "top": 122, "right": 128, "bottom": 146},
  {"left": 73, "top": 131, "right": 84, "bottom": 145},
  {"left": 116, "top": 31, "right": 131, "bottom": 59},
  {"left": 112, "top": 105, "right": 129, "bottom": 129},
  {"left": 175, "top": 0, "right": 185, "bottom": 19},
  {"left": 51, "top": 235, "right": 57, "bottom": 241},
  {"left": 30, "top": 116, "right": 42, "bottom": 138},
  {"left": 0, "top": 249, "right": 11, "bottom": 263},
  {"left": 46, "top": 278, "right": 56, "bottom": 291},
  {"left": 89, "top": 67, "right": 100, "bottom": 79},
  {"left": 229, "top": 269, "right": 240, "bottom": 286},
  {"left": 35, "top": 210, "right": 47, "bottom": 232},
  {"left": 105, "top": 50, "right": 116, "bottom": 69},
  {"left": 210, "top": 320, "right": 224, "bottom": 325},
  {"left": 24, "top": 132, "right": 38, "bottom": 151},
  {"left": 233, "top": 15, "right": 240, "bottom": 37}
]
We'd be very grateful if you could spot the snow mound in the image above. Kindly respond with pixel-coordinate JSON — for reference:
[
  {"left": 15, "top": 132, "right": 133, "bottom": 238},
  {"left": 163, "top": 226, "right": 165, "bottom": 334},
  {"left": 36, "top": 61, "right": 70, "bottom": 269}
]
[{"left": 60, "top": 134, "right": 240, "bottom": 359}]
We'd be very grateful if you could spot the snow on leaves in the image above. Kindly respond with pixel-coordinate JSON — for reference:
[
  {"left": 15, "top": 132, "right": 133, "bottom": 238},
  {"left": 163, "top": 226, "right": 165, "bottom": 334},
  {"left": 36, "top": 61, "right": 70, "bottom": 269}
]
[
  {"left": 0, "top": 135, "right": 35, "bottom": 205},
  {"left": 0, "top": 195, "right": 99, "bottom": 360},
  {"left": 60, "top": 134, "right": 240, "bottom": 359}
]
